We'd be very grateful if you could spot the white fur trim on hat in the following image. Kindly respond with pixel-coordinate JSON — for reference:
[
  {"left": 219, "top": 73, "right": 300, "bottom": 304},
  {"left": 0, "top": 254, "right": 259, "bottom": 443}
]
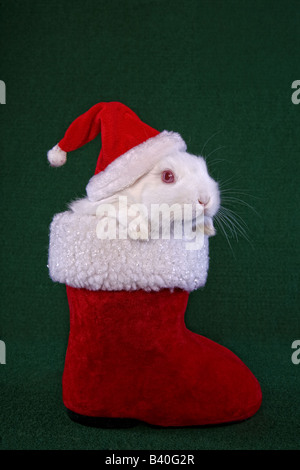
[
  {"left": 47, "top": 144, "right": 67, "bottom": 167},
  {"left": 86, "top": 131, "right": 187, "bottom": 202}
]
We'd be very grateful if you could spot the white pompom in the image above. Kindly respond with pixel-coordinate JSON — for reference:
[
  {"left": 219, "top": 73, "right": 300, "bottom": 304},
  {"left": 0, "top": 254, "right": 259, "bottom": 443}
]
[{"left": 47, "top": 144, "right": 67, "bottom": 167}]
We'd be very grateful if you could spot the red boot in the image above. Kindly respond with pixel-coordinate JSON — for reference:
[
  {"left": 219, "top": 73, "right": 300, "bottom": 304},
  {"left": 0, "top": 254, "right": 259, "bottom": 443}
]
[{"left": 62, "top": 287, "right": 261, "bottom": 427}]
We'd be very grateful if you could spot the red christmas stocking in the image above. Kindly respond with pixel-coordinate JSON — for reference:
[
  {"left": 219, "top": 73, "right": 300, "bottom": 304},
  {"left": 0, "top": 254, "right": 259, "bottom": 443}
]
[
  {"left": 61, "top": 286, "right": 261, "bottom": 427},
  {"left": 47, "top": 101, "right": 262, "bottom": 427},
  {"left": 48, "top": 209, "right": 262, "bottom": 427}
]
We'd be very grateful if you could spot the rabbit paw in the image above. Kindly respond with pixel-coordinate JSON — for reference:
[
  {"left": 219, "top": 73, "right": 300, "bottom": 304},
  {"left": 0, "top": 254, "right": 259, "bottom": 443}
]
[{"left": 127, "top": 221, "right": 149, "bottom": 241}]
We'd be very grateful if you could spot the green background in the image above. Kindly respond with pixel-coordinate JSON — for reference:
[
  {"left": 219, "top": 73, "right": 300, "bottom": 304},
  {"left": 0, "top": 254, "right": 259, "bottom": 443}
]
[{"left": 1, "top": 0, "right": 299, "bottom": 450}]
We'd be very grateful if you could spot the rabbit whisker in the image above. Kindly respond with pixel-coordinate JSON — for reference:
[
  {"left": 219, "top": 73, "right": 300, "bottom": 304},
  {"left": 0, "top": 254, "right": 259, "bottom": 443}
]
[
  {"left": 201, "top": 130, "right": 223, "bottom": 156},
  {"left": 205, "top": 145, "right": 226, "bottom": 159},
  {"left": 220, "top": 196, "right": 261, "bottom": 217}
]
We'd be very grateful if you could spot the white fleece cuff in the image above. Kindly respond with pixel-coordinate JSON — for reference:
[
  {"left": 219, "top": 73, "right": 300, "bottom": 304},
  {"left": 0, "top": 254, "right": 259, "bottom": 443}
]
[{"left": 48, "top": 211, "right": 209, "bottom": 292}]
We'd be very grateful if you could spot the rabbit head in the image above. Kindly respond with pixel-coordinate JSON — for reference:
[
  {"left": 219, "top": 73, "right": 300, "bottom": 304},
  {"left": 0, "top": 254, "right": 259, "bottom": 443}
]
[
  {"left": 70, "top": 149, "right": 220, "bottom": 238},
  {"left": 125, "top": 151, "right": 220, "bottom": 232}
]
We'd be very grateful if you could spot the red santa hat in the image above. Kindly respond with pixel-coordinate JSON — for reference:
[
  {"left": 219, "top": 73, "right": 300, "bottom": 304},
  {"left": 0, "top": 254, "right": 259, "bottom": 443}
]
[{"left": 47, "top": 102, "right": 187, "bottom": 201}]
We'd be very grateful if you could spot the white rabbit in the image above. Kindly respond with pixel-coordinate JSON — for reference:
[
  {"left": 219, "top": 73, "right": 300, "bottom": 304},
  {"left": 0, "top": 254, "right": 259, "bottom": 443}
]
[{"left": 69, "top": 150, "right": 220, "bottom": 239}]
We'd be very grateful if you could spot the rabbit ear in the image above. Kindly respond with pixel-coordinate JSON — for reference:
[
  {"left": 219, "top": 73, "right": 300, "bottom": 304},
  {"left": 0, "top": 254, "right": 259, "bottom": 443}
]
[{"left": 86, "top": 131, "right": 186, "bottom": 202}]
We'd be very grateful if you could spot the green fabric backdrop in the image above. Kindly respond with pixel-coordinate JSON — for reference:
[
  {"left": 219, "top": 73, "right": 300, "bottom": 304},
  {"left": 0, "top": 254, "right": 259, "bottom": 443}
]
[{"left": 1, "top": 0, "right": 299, "bottom": 450}]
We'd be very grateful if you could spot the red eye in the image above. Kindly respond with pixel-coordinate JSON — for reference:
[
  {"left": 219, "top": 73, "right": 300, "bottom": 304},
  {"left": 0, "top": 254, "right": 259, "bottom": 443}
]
[{"left": 161, "top": 170, "right": 175, "bottom": 183}]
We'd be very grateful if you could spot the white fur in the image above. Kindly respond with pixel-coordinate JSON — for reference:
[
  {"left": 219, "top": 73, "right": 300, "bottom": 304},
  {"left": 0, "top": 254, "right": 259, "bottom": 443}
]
[
  {"left": 48, "top": 211, "right": 209, "bottom": 291},
  {"left": 86, "top": 131, "right": 187, "bottom": 201},
  {"left": 47, "top": 144, "right": 67, "bottom": 167}
]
